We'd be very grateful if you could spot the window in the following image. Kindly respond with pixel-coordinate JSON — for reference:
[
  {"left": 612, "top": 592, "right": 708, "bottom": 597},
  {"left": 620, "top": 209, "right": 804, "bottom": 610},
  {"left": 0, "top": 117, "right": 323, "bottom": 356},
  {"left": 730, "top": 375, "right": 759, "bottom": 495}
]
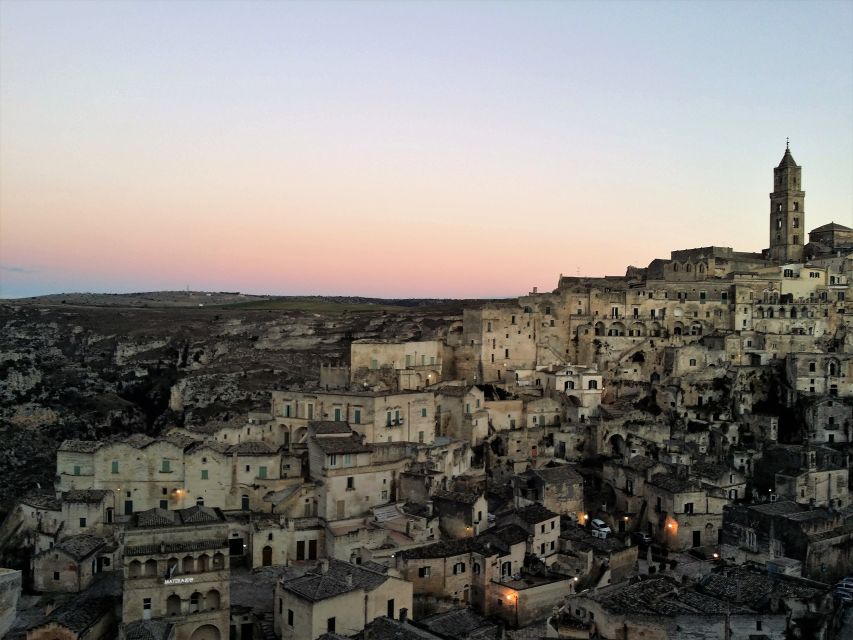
[
  {"left": 245, "top": 465, "right": 250, "bottom": 473},
  {"left": 161, "top": 460, "right": 171, "bottom": 473},
  {"left": 79, "top": 517, "right": 86, "bottom": 528},
  {"left": 334, "top": 407, "right": 342, "bottom": 421},
  {"left": 370, "top": 359, "right": 378, "bottom": 370},
  {"left": 307, "top": 404, "right": 314, "bottom": 419},
  {"left": 343, "top": 453, "right": 352, "bottom": 466},
  {"left": 684, "top": 502, "right": 694, "bottom": 514},
  {"left": 756, "top": 620, "right": 762, "bottom": 631},
  {"left": 793, "top": 202, "right": 799, "bottom": 211},
  {"left": 689, "top": 359, "right": 697, "bottom": 367},
  {"left": 111, "top": 460, "right": 119, "bottom": 474},
  {"left": 327, "top": 618, "right": 336, "bottom": 633},
  {"left": 381, "top": 490, "right": 388, "bottom": 501},
  {"left": 258, "top": 466, "right": 268, "bottom": 479},
  {"left": 347, "top": 477, "right": 354, "bottom": 490},
  {"left": 329, "top": 455, "right": 337, "bottom": 467},
  {"left": 511, "top": 315, "right": 516, "bottom": 325},
  {"left": 53, "top": 571, "right": 59, "bottom": 580},
  {"left": 418, "top": 431, "right": 424, "bottom": 443},
  {"left": 418, "top": 566, "right": 431, "bottom": 578},
  {"left": 505, "top": 349, "right": 509, "bottom": 358},
  {"left": 287, "top": 609, "right": 294, "bottom": 626},
  {"left": 73, "top": 465, "right": 81, "bottom": 476},
  {"left": 793, "top": 235, "right": 799, "bottom": 244},
  {"left": 588, "top": 380, "right": 598, "bottom": 390},
  {"left": 551, "top": 520, "right": 555, "bottom": 530},
  {"left": 453, "top": 562, "right": 466, "bottom": 574},
  {"left": 354, "top": 409, "right": 361, "bottom": 424},
  {"left": 159, "top": 500, "right": 168, "bottom": 509},
  {"left": 421, "top": 408, "right": 427, "bottom": 418},
  {"left": 201, "top": 469, "right": 208, "bottom": 480},
  {"left": 541, "top": 524, "right": 546, "bottom": 533}
]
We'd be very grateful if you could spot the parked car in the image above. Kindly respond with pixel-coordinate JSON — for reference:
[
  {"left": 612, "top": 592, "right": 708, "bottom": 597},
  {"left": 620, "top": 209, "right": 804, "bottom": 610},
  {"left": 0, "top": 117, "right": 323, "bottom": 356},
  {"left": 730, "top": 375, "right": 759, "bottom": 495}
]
[
  {"left": 591, "top": 518, "right": 612, "bottom": 534},
  {"left": 631, "top": 531, "right": 653, "bottom": 546}
]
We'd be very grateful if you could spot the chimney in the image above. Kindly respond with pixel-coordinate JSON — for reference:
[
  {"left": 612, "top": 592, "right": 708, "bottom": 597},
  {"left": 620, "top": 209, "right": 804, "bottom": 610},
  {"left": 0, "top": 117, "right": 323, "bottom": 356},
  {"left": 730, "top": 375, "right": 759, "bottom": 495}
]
[
  {"left": 399, "top": 608, "right": 408, "bottom": 622},
  {"left": 346, "top": 572, "right": 353, "bottom": 587},
  {"left": 319, "top": 558, "right": 329, "bottom": 574}
]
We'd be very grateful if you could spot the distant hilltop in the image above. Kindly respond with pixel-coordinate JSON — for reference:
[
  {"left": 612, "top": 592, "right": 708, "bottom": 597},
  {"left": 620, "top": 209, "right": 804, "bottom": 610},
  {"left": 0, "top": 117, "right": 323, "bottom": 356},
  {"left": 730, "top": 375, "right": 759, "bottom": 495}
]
[{"left": 5, "top": 291, "right": 501, "bottom": 311}]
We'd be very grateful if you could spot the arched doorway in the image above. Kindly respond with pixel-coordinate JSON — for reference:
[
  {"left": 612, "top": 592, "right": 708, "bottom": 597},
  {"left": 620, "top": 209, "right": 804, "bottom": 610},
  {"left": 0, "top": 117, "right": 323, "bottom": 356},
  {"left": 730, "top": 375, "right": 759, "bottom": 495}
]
[
  {"left": 262, "top": 546, "right": 273, "bottom": 566},
  {"left": 189, "top": 624, "right": 222, "bottom": 640}
]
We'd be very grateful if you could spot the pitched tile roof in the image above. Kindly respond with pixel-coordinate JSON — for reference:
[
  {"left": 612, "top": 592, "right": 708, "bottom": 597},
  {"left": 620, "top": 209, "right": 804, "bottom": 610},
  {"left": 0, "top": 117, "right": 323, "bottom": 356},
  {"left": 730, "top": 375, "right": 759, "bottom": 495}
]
[
  {"left": 29, "top": 595, "right": 117, "bottom": 634},
  {"left": 41, "top": 534, "right": 106, "bottom": 560},
  {"left": 311, "top": 435, "right": 373, "bottom": 454},
  {"left": 281, "top": 559, "right": 389, "bottom": 602},
  {"left": 512, "top": 503, "right": 559, "bottom": 524},
  {"left": 125, "top": 538, "right": 228, "bottom": 556},
  {"left": 58, "top": 439, "right": 103, "bottom": 453},
  {"left": 133, "top": 506, "right": 225, "bottom": 528},
  {"left": 432, "top": 490, "right": 482, "bottom": 505},
  {"left": 62, "top": 489, "right": 112, "bottom": 504},
  {"left": 227, "top": 441, "right": 277, "bottom": 455}
]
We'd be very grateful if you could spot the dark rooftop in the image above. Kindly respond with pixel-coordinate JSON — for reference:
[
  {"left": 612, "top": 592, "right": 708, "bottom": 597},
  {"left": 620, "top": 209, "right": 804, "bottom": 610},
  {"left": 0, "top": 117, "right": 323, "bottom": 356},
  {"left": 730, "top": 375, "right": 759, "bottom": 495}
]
[
  {"left": 62, "top": 489, "right": 112, "bottom": 504},
  {"left": 310, "top": 435, "right": 373, "bottom": 454},
  {"left": 281, "top": 559, "right": 389, "bottom": 602},
  {"left": 432, "top": 490, "right": 482, "bottom": 505},
  {"left": 39, "top": 534, "right": 106, "bottom": 561}
]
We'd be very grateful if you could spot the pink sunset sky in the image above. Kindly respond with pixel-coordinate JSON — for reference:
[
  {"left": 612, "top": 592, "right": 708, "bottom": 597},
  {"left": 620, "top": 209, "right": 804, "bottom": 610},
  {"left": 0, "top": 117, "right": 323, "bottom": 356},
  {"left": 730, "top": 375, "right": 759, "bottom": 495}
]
[{"left": 1, "top": 1, "right": 852, "bottom": 299}]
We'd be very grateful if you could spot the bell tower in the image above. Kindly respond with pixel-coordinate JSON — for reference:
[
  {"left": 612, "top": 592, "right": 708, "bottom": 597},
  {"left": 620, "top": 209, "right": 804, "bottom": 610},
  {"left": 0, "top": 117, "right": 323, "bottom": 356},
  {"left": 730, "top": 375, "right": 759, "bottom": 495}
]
[{"left": 769, "top": 141, "right": 804, "bottom": 263}]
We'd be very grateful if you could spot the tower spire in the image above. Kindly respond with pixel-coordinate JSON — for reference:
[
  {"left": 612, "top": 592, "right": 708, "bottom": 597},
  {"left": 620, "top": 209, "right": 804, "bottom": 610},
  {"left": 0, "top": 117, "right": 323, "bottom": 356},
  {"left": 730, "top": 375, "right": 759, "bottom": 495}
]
[{"left": 786, "top": 136, "right": 789, "bottom": 150}]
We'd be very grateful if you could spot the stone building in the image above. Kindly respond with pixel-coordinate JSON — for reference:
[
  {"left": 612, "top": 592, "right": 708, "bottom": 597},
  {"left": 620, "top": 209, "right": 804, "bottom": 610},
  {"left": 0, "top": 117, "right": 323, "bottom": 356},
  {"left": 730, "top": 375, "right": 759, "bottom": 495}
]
[
  {"left": 122, "top": 506, "right": 230, "bottom": 640},
  {"left": 273, "top": 558, "right": 413, "bottom": 640},
  {"left": 32, "top": 534, "right": 111, "bottom": 593}
]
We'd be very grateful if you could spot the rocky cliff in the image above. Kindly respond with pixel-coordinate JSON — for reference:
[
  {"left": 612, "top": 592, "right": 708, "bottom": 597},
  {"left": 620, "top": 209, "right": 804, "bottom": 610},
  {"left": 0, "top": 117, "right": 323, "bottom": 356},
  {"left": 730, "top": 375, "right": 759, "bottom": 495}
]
[{"left": 0, "top": 296, "right": 470, "bottom": 516}]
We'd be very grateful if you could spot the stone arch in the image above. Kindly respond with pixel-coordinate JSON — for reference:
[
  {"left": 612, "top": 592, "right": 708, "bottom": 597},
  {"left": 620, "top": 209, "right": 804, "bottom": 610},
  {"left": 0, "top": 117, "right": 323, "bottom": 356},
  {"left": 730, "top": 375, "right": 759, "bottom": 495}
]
[
  {"left": 213, "top": 552, "right": 225, "bottom": 569},
  {"left": 594, "top": 322, "right": 605, "bottom": 337},
  {"left": 166, "top": 593, "right": 182, "bottom": 616},
  {"left": 183, "top": 556, "right": 194, "bottom": 573},
  {"left": 672, "top": 322, "right": 684, "bottom": 336},
  {"left": 189, "top": 625, "right": 221, "bottom": 640},
  {"left": 144, "top": 559, "right": 158, "bottom": 577},
  {"left": 198, "top": 554, "right": 210, "bottom": 572},
  {"left": 630, "top": 322, "right": 646, "bottom": 337},
  {"left": 631, "top": 351, "right": 645, "bottom": 363},
  {"left": 650, "top": 371, "right": 661, "bottom": 385},
  {"left": 128, "top": 560, "right": 142, "bottom": 578},
  {"left": 206, "top": 589, "right": 221, "bottom": 610},
  {"left": 649, "top": 321, "right": 661, "bottom": 337},
  {"left": 610, "top": 321, "right": 626, "bottom": 337},
  {"left": 608, "top": 433, "right": 627, "bottom": 458},
  {"left": 189, "top": 591, "right": 202, "bottom": 613}
]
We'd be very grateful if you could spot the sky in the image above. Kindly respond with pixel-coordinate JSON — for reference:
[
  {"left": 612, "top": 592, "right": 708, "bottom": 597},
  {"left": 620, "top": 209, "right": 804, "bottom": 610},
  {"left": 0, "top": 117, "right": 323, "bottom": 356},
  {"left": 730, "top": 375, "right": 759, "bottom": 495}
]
[{"left": 1, "top": 1, "right": 852, "bottom": 299}]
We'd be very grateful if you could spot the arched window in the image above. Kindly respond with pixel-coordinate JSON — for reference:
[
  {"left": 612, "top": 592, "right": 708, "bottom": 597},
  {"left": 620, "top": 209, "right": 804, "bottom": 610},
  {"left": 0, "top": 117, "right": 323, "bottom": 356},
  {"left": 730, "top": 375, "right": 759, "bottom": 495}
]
[
  {"left": 673, "top": 263, "right": 679, "bottom": 272},
  {"left": 128, "top": 560, "right": 142, "bottom": 578},
  {"left": 213, "top": 553, "right": 225, "bottom": 569},
  {"left": 189, "top": 592, "right": 201, "bottom": 613},
  {"left": 166, "top": 594, "right": 182, "bottom": 616},
  {"left": 144, "top": 559, "right": 158, "bottom": 577},
  {"left": 588, "top": 380, "right": 598, "bottom": 390},
  {"left": 182, "top": 556, "right": 194, "bottom": 573},
  {"left": 198, "top": 554, "right": 210, "bottom": 572},
  {"left": 206, "top": 589, "right": 221, "bottom": 610},
  {"left": 196, "top": 497, "right": 204, "bottom": 507}
]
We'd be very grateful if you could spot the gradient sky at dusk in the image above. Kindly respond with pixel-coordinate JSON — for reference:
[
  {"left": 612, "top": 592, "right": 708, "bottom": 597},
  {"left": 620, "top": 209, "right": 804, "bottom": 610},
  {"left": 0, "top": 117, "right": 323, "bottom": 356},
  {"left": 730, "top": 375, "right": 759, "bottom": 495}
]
[{"left": 1, "top": 1, "right": 852, "bottom": 298}]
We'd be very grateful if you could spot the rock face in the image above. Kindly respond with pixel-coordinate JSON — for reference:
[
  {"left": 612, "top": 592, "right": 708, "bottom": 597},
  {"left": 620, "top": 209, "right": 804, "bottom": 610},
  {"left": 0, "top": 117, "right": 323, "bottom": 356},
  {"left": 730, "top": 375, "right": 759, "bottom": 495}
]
[{"left": 0, "top": 299, "right": 467, "bottom": 516}]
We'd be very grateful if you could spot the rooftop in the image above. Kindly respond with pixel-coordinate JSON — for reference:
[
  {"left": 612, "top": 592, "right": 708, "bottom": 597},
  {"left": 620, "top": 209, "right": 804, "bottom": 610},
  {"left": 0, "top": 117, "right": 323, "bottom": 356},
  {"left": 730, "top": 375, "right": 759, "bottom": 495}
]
[
  {"left": 131, "top": 505, "right": 226, "bottom": 529},
  {"left": 281, "top": 559, "right": 389, "bottom": 602},
  {"left": 310, "top": 435, "right": 373, "bottom": 454},
  {"left": 61, "top": 489, "right": 112, "bottom": 504},
  {"left": 40, "top": 534, "right": 106, "bottom": 560}
]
